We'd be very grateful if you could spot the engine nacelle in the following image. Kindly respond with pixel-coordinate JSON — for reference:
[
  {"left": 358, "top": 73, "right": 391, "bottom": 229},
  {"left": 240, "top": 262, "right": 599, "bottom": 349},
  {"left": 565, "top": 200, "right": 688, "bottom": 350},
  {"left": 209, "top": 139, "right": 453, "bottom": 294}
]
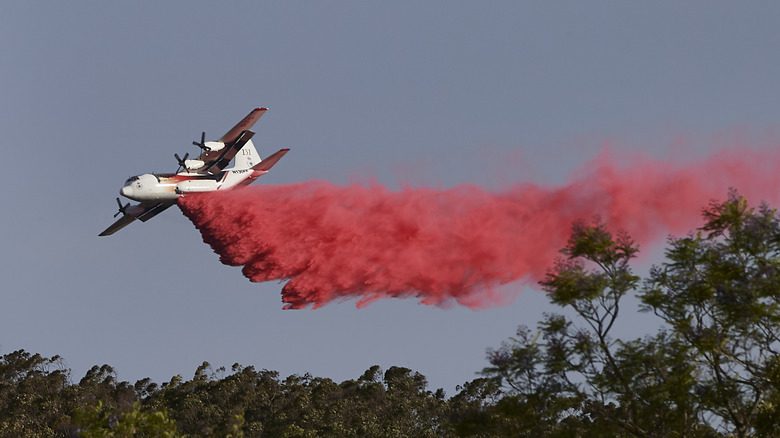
[
  {"left": 176, "top": 179, "right": 219, "bottom": 193},
  {"left": 204, "top": 141, "right": 225, "bottom": 151},
  {"left": 184, "top": 159, "right": 205, "bottom": 170}
]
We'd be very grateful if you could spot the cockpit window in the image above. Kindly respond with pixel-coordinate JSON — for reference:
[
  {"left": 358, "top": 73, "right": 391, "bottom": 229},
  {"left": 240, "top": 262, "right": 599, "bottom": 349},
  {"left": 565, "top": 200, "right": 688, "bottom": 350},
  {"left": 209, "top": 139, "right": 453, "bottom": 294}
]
[{"left": 124, "top": 176, "right": 139, "bottom": 184}]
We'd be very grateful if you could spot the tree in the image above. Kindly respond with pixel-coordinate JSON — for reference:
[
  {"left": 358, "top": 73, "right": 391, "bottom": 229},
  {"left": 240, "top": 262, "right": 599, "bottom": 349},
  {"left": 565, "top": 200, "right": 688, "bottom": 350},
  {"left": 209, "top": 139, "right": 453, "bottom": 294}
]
[
  {"left": 642, "top": 194, "right": 780, "bottom": 436},
  {"left": 476, "top": 193, "right": 780, "bottom": 437},
  {"left": 0, "top": 350, "right": 70, "bottom": 437},
  {"left": 74, "top": 401, "right": 179, "bottom": 438},
  {"left": 145, "top": 362, "right": 449, "bottom": 437},
  {"left": 477, "top": 222, "right": 681, "bottom": 436}
]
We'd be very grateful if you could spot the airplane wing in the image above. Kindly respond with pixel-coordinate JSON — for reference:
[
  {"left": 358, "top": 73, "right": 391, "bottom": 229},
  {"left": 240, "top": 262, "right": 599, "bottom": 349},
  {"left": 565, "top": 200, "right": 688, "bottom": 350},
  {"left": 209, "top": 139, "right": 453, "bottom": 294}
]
[
  {"left": 198, "top": 130, "right": 255, "bottom": 175},
  {"left": 189, "top": 108, "right": 268, "bottom": 175},
  {"left": 220, "top": 107, "right": 267, "bottom": 144},
  {"left": 136, "top": 202, "right": 174, "bottom": 222},
  {"left": 98, "top": 201, "right": 174, "bottom": 236},
  {"left": 99, "top": 214, "right": 137, "bottom": 237}
]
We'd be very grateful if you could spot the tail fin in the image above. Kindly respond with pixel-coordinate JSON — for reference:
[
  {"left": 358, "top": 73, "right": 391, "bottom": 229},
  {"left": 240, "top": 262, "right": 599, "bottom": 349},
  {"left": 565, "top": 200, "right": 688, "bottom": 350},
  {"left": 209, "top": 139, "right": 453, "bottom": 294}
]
[{"left": 233, "top": 139, "right": 262, "bottom": 170}]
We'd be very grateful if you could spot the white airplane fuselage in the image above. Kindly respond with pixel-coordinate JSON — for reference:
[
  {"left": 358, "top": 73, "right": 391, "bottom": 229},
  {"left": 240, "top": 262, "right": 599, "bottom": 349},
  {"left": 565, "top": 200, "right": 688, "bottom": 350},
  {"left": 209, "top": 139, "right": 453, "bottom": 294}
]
[
  {"left": 120, "top": 168, "right": 267, "bottom": 202},
  {"left": 119, "top": 135, "right": 269, "bottom": 202}
]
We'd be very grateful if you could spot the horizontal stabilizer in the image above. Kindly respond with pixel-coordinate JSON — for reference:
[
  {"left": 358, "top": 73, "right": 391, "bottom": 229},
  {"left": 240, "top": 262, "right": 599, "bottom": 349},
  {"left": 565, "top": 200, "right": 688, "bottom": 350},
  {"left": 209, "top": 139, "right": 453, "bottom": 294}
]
[{"left": 255, "top": 148, "right": 289, "bottom": 172}]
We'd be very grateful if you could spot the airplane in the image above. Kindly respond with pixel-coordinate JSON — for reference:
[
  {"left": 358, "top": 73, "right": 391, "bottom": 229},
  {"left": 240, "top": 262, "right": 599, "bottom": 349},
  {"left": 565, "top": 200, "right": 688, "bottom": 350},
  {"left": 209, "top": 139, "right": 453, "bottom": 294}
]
[{"left": 99, "top": 107, "right": 289, "bottom": 236}]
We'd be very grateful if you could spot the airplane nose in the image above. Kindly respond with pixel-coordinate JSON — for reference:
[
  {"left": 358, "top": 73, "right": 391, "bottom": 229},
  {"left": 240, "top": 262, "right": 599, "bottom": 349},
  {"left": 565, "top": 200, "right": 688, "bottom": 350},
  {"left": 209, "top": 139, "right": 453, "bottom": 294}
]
[{"left": 121, "top": 185, "right": 132, "bottom": 197}]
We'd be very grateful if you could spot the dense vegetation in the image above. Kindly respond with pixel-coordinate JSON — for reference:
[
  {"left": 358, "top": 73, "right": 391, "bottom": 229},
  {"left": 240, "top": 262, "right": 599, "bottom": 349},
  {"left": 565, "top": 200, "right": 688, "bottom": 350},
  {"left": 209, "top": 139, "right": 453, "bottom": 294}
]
[{"left": 4, "top": 193, "right": 780, "bottom": 437}]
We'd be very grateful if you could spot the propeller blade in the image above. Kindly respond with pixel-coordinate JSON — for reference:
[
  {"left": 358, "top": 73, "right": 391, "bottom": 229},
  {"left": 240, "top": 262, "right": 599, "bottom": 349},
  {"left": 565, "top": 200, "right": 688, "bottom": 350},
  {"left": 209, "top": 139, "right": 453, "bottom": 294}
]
[
  {"left": 175, "top": 153, "right": 190, "bottom": 172},
  {"left": 113, "top": 198, "right": 130, "bottom": 217},
  {"left": 192, "top": 132, "right": 210, "bottom": 151}
]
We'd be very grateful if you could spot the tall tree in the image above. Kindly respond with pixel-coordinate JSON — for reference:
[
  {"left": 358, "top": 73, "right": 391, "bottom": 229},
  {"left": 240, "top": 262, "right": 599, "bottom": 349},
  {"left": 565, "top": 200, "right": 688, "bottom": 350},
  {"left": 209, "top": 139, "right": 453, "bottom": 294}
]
[
  {"left": 477, "top": 193, "right": 780, "bottom": 437},
  {"left": 642, "top": 194, "right": 780, "bottom": 436}
]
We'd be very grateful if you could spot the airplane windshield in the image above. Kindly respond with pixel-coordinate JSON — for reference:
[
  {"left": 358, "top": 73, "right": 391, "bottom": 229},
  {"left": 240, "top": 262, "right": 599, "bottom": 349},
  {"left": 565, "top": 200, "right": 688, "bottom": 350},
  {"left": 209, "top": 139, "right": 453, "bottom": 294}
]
[{"left": 124, "top": 176, "right": 139, "bottom": 184}]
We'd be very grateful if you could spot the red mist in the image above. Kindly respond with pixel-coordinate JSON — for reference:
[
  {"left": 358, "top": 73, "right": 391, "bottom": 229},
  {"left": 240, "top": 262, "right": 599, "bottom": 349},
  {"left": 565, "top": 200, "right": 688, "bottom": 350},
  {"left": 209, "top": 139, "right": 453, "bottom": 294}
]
[{"left": 179, "top": 149, "right": 780, "bottom": 309}]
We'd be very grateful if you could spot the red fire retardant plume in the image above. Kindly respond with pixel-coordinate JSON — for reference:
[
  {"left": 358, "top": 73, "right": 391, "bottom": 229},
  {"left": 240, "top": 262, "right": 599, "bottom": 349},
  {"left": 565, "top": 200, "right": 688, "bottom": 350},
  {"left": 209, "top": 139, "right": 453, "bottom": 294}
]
[{"left": 178, "top": 149, "right": 780, "bottom": 309}]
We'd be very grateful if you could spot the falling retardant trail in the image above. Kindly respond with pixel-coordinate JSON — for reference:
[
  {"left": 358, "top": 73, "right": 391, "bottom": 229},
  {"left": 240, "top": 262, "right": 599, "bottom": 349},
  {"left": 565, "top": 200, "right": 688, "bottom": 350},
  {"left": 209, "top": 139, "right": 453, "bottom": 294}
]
[{"left": 178, "top": 148, "right": 780, "bottom": 309}]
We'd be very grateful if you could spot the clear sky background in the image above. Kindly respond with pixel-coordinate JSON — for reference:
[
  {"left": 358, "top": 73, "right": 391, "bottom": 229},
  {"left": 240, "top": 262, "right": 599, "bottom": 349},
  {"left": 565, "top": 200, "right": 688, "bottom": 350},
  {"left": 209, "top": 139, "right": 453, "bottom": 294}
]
[{"left": 2, "top": 2, "right": 780, "bottom": 393}]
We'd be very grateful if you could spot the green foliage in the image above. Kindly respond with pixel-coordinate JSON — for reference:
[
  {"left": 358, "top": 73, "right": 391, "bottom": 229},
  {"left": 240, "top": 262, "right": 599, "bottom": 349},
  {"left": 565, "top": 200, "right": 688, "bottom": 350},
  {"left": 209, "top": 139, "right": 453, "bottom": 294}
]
[
  {"left": 74, "top": 401, "right": 179, "bottom": 438},
  {"left": 141, "top": 362, "right": 449, "bottom": 437},
  {"left": 0, "top": 350, "right": 70, "bottom": 437},
  {"left": 640, "top": 193, "right": 780, "bottom": 437},
  {"left": 476, "top": 193, "right": 780, "bottom": 437}
]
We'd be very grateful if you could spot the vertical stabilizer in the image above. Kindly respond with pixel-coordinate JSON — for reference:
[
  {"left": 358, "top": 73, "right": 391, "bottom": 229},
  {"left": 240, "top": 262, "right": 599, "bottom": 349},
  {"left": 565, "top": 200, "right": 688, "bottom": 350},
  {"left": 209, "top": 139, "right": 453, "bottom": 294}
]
[{"left": 232, "top": 139, "right": 262, "bottom": 170}]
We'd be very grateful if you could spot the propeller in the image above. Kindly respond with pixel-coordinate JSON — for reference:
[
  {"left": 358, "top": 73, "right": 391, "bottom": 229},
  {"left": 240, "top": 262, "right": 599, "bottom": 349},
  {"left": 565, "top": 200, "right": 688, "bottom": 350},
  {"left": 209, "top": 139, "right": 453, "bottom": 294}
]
[
  {"left": 113, "top": 197, "right": 130, "bottom": 218},
  {"left": 192, "top": 131, "right": 210, "bottom": 152},
  {"left": 175, "top": 152, "right": 189, "bottom": 172}
]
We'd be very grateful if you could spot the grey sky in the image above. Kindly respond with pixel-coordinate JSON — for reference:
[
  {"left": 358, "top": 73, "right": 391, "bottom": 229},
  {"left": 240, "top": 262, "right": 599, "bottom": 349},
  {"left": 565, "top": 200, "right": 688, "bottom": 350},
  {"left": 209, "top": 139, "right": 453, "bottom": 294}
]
[{"left": 2, "top": 2, "right": 780, "bottom": 393}]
